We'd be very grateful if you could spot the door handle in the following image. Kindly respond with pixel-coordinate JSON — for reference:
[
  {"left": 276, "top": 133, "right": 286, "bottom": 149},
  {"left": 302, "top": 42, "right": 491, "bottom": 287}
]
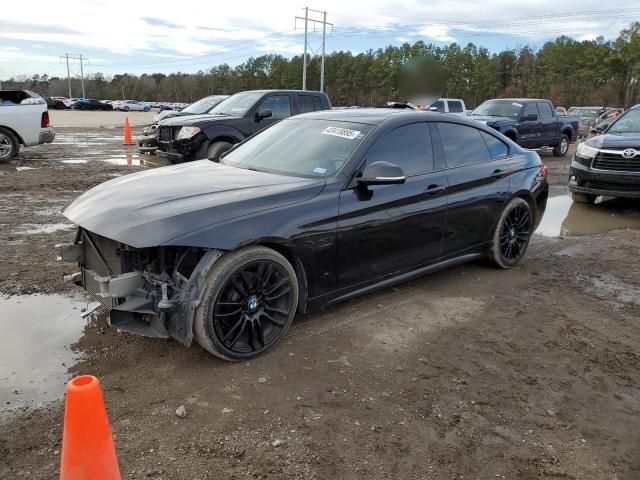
[
  {"left": 491, "top": 169, "right": 511, "bottom": 178},
  {"left": 424, "top": 184, "right": 445, "bottom": 196}
]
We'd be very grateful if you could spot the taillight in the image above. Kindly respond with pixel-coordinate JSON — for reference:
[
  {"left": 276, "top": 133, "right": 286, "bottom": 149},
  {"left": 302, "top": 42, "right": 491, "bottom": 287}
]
[
  {"left": 41, "top": 111, "right": 50, "bottom": 128},
  {"left": 540, "top": 162, "right": 548, "bottom": 178}
]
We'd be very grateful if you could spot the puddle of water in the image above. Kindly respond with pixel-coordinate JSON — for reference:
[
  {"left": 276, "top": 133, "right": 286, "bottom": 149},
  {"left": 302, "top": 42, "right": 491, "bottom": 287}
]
[
  {"left": 15, "top": 166, "right": 36, "bottom": 171},
  {"left": 13, "top": 222, "right": 75, "bottom": 235},
  {"left": 102, "top": 153, "right": 140, "bottom": 166},
  {"left": 536, "top": 195, "right": 640, "bottom": 237},
  {"left": 0, "top": 294, "right": 92, "bottom": 411}
]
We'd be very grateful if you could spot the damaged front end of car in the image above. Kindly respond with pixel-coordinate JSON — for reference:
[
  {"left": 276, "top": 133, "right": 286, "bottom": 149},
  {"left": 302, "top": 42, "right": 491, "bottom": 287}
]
[{"left": 60, "top": 228, "right": 222, "bottom": 346}]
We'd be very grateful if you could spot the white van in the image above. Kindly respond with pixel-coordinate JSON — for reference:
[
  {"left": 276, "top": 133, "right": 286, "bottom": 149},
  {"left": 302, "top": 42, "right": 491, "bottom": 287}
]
[{"left": 0, "top": 90, "right": 55, "bottom": 162}]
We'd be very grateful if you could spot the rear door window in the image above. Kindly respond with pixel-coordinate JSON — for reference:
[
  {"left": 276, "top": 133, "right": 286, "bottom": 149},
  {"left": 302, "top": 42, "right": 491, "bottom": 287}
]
[
  {"left": 447, "top": 101, "right": 464, "bottom": 113},
  {"left": 437, "top": 122, "right": 493, "bottom": 168},
  {"left": 366, "top": 123, "right": 433, "bottom": 176},
  {"left": 312, "top": 96, "right": 323, "bottom": 110},
  {"left": 298, "top": 95, "right": 315, "bottom": 114}
]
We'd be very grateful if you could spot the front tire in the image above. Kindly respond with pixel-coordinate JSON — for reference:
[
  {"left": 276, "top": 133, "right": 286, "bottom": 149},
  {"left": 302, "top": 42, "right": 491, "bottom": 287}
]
[
  {"left": 124, "top": 106, "right": 130, "bottom": 112},
  {"left": 0, "top": 127, "right": 20, "bottom": 163},
  {"left": 553, "top": 134, "right": 569, "bottom": 156},
  {"left": 570, "top": 192, "right": 596, "bottom": 204},
  {"left": 489, "top": 197, "right": 533, "bottom": 269},
  {"left": 194, "top": 246, "right": 299, "bottom": 361}
]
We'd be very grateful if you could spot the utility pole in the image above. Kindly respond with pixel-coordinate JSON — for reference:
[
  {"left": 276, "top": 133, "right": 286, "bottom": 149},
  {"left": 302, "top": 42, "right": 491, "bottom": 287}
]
[
  {"left": 60, "top": 53, "right": 89, "bottom": 98},
  {"left": 302, "top": 7, "right": 308, "bottom": 90},
  {"left": 295, "top": 8, "right": 332, "bottom": 92}
]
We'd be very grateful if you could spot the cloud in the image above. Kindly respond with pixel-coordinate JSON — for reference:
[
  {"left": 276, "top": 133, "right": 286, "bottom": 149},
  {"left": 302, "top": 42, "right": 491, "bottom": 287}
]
[
  {"left": 141, "top": 17, "right": 181, "bottom": 29},
  {"left": 409, "top": 25, "right": 455, "bottom": 42}
]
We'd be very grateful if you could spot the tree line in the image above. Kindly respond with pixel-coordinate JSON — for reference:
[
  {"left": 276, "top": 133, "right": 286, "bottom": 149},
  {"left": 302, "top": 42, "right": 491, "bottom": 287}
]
[{"left": 4, "top": 22, "right": 639, "bottom": 109}]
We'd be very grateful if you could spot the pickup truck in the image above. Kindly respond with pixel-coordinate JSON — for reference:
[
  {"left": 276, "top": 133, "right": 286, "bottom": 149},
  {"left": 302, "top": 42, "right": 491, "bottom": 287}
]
[
  {"left": 469, "top": 98, "right": 579, "bottom": 156},
  {"left": 156, "top": 89, "right": 332, "bottom": 162},
  {"left": 0, "top": 90, "right": 55, "bottom": 163},
  {"left": 568, "top": 104, "right": 640, "bottom": 203}
]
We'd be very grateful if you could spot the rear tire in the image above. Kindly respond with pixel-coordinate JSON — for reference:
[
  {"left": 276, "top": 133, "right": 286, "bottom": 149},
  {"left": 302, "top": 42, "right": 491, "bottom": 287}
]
[
  {"left": 489, "top": 197, "right": 533, "bottom": 269},
  {"left": 206, "top": 140, "right": 232, "bottom": 160},
  {"left": 124, "top": 106, "right": 130, "bottom": 112},
  {"left": 553, "top": 134, "right": 569, "bottom": 156},
  {"left": 194, "top": 246, "right": 298, "bottom": 361},
  {"left": 570, "top": 192, "right": 596, "bottom": 204},
  {"left": 0, "top": 127, "right": 20, "bottom": 163}
]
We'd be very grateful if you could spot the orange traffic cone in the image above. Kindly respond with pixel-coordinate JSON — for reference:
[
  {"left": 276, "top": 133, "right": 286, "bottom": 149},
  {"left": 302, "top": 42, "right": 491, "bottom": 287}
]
[
  {"left": 60, "top": 375, "right": 121, "bottom": 480},
  {"left": 123, "top": 117, "right": 134, "bottom": 145}
]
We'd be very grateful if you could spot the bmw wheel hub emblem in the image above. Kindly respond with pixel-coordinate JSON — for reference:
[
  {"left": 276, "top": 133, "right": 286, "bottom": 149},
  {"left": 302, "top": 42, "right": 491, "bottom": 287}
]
[
  {"left": 622, "top": 148, "right": 637, "bottom": 159},
  {"left": 248, "top": 298, "right": 258, "bottom": 311}
]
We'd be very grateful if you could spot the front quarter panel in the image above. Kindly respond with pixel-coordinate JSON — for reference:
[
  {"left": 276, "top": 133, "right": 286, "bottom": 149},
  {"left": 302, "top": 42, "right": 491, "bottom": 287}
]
[{"left": 164, "top": 182, "right": 341, "bottom": 299}]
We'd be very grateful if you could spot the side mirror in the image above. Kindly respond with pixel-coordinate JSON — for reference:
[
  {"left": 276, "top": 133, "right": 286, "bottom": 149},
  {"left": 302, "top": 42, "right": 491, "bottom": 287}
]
[
  {"left": 522, "top": 113, "right": 538, "bottom": 121},
  {"left": 429, "top": 106, "right": 439, "bottom": 112},
  {"left": 358, "top": 161, "right": 406, "bottom": 186},
  {"left": 255, "top": 109, "right": 272, "bottom": 121},
  {"left": 592, "top": 125, "right": 607, "bottom": 134}
]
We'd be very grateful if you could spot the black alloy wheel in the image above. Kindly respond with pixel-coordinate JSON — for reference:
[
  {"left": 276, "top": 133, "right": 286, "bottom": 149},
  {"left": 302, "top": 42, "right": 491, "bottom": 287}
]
[
  {"left": 211, "top": 261, "right": 294, "bottom": 355},
  {"left": 194, "top": 246, "right": 299, "bottom": 361},
  {"left": 490, "top": 197, "right": 533, "bottom": 268}
]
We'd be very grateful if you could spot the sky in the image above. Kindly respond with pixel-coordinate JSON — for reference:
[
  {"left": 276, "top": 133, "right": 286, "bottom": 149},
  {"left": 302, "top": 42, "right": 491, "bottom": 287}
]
[{"left": 1, "top": 0, "right": 639, "bottom": 80}]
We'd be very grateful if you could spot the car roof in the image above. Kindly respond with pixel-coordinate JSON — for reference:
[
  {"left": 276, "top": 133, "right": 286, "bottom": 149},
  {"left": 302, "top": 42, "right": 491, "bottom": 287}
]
[
  {"left": 487, "top": 98, "right": 550, "bottom": 103},
  {"left": 292, "top": 108, "right": 478, "bottom": 125},
  {"left": 235, "top": 89, "right": 327, "bottom": 95}
]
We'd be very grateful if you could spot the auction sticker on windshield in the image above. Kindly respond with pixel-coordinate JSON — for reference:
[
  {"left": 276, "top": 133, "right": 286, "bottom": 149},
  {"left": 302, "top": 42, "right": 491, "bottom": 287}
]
[{"left": 322, "top": 126, "right": 362, "bottom": 140}]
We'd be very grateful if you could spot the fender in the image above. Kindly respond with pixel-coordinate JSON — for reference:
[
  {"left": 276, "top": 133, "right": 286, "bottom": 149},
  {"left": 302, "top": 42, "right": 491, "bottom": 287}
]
[
  {"left": 166, "top": 249, "right": 223, "bottom": 346},
  {"left": 202, "top": 124, "right": 246, "bottom": 144}
]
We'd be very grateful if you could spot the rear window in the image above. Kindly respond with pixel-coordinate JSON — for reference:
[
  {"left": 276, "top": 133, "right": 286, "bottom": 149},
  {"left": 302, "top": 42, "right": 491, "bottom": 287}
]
[{"left": 312, "top": 96, "right": 323, "bottom": 110}]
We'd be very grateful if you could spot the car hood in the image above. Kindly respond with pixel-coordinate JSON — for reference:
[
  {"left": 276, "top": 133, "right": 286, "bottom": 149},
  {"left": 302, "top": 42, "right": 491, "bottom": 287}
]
[
  {"left": 585, "top": 132, "right": 640, "bottom": 149},
  {"left": 63, "top": 161, "right": 325, "bottom": 248},
  {"left": 159, "top": 114, "right": 242, "bottom": 127},
  {"left": 467, "top": 115, "right": 514, "bottom": 125},
  {"left": 153, "top": 110, "right": 193, "bottom": 123}
]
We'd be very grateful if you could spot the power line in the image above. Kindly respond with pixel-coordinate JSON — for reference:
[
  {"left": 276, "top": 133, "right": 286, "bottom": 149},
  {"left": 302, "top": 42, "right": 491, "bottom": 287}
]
[{"left": 295, "top": 7, "right": 333, "bottom": 91}]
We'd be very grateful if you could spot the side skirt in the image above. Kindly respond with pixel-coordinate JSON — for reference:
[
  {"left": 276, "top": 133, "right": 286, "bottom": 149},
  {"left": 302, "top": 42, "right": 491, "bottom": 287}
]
[{"left": 322, "top": 252, "right": 485, "bottom": 308}]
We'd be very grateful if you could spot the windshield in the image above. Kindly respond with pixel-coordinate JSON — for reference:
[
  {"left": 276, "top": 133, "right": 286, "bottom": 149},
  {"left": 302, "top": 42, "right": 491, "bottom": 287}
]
[
  {"left": 567, "top": 107, "right": 600, "bottom": 117},
  {"left": 182, "top": 96, "right": 225, "bottom": 114},
  {"left": 221, "top": 119, "right": 371, "bottom": 178},
  {"left": 607, "top": 109, "right": 640, "bottom": 134},
  {"left": 471, "top": 100, "right": 523, "bottom": 117},
  {"left": 210, "top": 92, "right": 264, "bottom": 116}
]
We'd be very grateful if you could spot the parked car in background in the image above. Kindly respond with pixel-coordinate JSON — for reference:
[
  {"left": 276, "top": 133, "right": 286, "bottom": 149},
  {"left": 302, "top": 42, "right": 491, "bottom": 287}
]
[
  {"left": 139, "top": 95, "right": 229, "bottom": 154},
  {"left": 52, "top": 96, "right": 71, "bottom": 108},
  {"left": 156, "top": 89, "right": 332, "bottom": 162},
  {"left": 74, "top": 98, "right": 114, "bottom": 111},
  {"left": 469, "top": 98, "right": 579, "bottom": 156},
  {"left": 0, "top": 89, "right": 55, "bottom": 162},
  {"left": 61, "top": 109, "right": 548, "bottom": 360},
  {"left": 568, "top": 104, "right": 640, "bottom": 203},
  {"left": 568, "top": 106, "right": 604, "bottom": 137},
  {"left": 37, "top": 93, "right": 66, "bottom": 110},
  {"left": 115, "top": 100, "right": 150, "bottom": 112},
  {"left": 427, "top": 98, "right": 467, "bottom": 115}
]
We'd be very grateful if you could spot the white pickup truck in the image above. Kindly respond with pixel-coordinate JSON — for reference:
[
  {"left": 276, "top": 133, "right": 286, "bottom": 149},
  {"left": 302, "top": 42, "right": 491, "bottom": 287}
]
[{"left": 0, "top": 90, "right": 56, "bottom": 163}]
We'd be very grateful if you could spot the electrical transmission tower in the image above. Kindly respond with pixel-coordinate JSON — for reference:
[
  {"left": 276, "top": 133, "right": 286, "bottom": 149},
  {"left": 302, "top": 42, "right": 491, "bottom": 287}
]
[
  {"left": 295, "top": 7, "right": 332, "bottom": 92},
  {"left": 60, "top": 53, "right": 89, "bottom": 98}
]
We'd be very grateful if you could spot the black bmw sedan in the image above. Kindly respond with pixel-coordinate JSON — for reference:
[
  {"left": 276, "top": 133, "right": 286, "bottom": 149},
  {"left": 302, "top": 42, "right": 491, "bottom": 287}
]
[{"left": 61, "top": 109, "right": 548, "bottom": 361}]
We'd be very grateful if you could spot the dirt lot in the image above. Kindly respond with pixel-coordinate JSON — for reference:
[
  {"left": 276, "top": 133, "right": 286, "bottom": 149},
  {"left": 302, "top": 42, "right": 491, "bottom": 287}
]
[{"left": 1, "top": 125, "right": 640, "bottom": 480}]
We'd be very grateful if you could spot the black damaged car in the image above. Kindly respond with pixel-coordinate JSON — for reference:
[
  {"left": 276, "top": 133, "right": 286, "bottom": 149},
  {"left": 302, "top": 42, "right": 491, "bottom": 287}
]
[
  {"left": 61, "top": 109, "right": 548, "bottom": 361},
  {"left": 569, "top": 104, "right": 640, "bottom": 202}
]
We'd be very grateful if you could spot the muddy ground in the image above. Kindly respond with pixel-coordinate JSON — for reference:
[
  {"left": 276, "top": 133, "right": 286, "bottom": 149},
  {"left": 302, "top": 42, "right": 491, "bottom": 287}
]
[{"left": 1, "top": 128, "right": 640, "bottom": 479}]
